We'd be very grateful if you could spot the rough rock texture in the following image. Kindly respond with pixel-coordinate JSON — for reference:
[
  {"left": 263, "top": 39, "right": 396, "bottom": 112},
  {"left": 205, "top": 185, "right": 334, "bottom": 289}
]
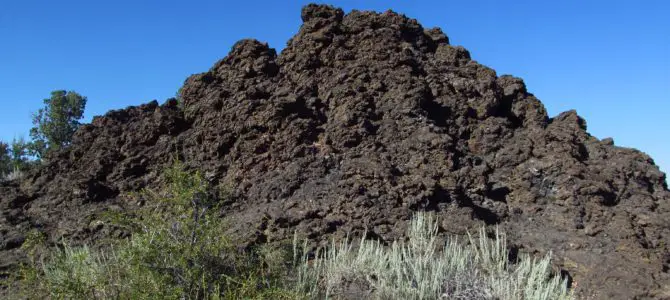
[{"left": 2, "top": 4, "right": 669, "bottom": 299}]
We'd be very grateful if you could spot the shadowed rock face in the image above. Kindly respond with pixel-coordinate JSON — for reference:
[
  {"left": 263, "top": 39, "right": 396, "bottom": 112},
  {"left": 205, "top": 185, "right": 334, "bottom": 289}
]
[{"left": 1, "top": 4, "right": 668, "bottom": 299}]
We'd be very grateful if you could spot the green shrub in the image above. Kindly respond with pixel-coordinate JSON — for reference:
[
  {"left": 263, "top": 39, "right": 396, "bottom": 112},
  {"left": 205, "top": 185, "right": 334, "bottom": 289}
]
[
  {"left": 16, "top": 160, "right": 302, "bottom": 300},
  {"left": 0, "top": 141, "right": 10, "bottom": 176}
]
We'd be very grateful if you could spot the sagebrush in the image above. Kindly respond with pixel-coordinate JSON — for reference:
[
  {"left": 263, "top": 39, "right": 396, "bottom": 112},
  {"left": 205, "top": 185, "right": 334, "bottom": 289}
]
[{"left": 293, "top": 213, "right": 573, "bottom": 300}]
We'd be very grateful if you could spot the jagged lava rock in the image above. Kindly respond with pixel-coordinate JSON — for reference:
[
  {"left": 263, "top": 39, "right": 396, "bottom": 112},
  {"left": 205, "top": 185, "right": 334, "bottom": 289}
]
[{"left": 2, "top": 4, "right": 669, "bottom": 299}]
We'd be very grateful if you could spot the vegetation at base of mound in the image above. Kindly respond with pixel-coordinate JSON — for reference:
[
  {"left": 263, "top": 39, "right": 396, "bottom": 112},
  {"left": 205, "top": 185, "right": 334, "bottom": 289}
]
[{"left": 11, "top": 161, "right": 572, "bottom": 300}]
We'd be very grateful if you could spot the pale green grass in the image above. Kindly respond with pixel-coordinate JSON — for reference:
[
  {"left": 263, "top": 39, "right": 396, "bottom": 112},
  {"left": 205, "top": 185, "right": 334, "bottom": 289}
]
[{"left": 293, "top": 212, "right": 573, "bottom": 300}]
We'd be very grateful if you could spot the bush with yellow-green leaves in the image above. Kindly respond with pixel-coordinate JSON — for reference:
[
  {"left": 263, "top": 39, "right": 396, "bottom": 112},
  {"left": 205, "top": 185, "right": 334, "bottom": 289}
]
[{"left": 16, "top": 161, "right": 300, "bottom": 299}]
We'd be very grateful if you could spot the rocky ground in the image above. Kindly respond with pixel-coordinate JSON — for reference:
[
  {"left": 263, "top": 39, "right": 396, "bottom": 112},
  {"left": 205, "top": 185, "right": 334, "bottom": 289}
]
[{"left": 1, "top": 4, "right": 669, "bottom": 299}]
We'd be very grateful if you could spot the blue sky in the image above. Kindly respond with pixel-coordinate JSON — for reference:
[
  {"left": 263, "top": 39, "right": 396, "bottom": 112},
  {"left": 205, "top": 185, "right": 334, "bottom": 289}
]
[{"left": 1, "top": 1, "right": 668, "bottom": 174}]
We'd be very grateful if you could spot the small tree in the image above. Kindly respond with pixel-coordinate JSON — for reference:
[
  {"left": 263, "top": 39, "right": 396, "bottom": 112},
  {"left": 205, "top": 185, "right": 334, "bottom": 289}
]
[
  {"left": 29, "top": 90, "right": 87, "bottom": 159},
  {"left": 10, "top": 137, "right": 31, "bottom": 171}
]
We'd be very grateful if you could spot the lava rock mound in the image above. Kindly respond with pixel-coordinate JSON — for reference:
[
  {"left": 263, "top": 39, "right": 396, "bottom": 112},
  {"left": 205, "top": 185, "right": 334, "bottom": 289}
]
[{"left": 2, "top": 4, "right": 669, "bottom": 299}]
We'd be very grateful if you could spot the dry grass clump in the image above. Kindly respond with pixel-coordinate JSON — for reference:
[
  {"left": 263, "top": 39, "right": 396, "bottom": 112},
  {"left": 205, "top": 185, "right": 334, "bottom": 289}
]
[{"left": 1, "top": 167, "right": 24, "bottom": 182}]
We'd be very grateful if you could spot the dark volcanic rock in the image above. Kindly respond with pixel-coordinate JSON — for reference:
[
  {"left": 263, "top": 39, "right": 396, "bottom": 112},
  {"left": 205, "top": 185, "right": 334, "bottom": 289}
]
[{"left": 1, "top": 4, "right": 668, "bottom": 299}]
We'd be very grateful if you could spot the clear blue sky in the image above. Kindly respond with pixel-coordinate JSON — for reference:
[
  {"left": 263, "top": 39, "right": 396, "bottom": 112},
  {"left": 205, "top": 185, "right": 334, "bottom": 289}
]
[{"left": 1, "top": 1, "right": 668, "bottom": 173}]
